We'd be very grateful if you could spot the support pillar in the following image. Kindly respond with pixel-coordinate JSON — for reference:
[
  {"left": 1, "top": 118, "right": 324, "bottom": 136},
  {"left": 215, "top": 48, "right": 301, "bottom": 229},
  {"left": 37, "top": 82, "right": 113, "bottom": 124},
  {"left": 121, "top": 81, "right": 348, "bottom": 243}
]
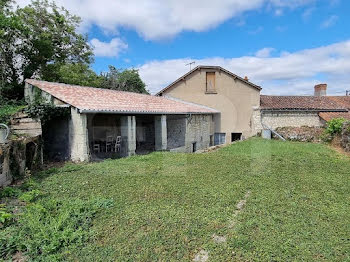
[
  {"left": 121, "top": 116, "right": 136, "bottom": 156},
  {"left": 155, "top": 115, "right": 167, "bottom": 151},
  {"left": 69, "top": 108, "right": 89, "bottom": 162}
]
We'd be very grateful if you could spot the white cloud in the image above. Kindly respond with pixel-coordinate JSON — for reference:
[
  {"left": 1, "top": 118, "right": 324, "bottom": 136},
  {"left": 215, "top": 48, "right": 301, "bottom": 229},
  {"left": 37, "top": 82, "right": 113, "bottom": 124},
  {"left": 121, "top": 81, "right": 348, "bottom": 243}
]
[
  {"left": 255, "top": 48, "right": 275, "bottom": 58},
  {"left": 321, "top": 15, "right": 339, "bottom": 29},
  {"left": 16, "top": 0, "right": 316, "bottom": 40},
  {"left": 138, "top": 40, "right": 350, "bottom": 96},
  {"left": 89, "top": 38, "right": 128, "bottom": 58}
]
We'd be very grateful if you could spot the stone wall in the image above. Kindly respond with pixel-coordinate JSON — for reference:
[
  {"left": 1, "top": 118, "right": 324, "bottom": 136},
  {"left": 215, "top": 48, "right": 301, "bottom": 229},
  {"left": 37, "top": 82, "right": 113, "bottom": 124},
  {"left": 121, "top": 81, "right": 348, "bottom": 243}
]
[
  {"left": 184, "top": 114, "right": 213, "bottom": 152},
  {"left": 0, "top": 144, "right": 11, "bottom": 187},
  {"left": 167, "top": 115, "right": 186, "bottom": 150},
  {"left": 341, "top": 121, "right": 350, "bottom": 152},
  {"left": 251, "top": 108, "right": 262, "bottom": 135},
  {"left": 0, "top": 136, "right": 43, "bottom": 188},
  {"left": 261, "top": 111, "right": 323, "bottom": 129}
]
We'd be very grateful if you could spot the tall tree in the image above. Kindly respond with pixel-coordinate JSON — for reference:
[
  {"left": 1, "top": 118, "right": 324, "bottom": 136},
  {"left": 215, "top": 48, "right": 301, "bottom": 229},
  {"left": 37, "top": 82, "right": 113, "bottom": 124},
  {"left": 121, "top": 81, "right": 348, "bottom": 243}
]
[
  {"left": 43, "top": 63, "right": 103, "bottom": 88},
  {"left": 0, "top": 0, "right": 93, "bottom": 100},
  {"left": 101, "top": 66, "right": 148, "bottom": 94}
]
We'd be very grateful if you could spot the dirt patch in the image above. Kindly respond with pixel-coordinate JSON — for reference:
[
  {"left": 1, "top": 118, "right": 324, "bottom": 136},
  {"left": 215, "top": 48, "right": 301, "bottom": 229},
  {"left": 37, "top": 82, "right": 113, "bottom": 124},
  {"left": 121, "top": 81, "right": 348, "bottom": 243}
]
[
  {"left": 193, "top": 250, "right": 209, "bottom": 262},
  {"left": 212, "top": 234, "right": 227, "bottom": 243},
  {"left": 12, "top": 251, "right": 27, "bottom": 262}
]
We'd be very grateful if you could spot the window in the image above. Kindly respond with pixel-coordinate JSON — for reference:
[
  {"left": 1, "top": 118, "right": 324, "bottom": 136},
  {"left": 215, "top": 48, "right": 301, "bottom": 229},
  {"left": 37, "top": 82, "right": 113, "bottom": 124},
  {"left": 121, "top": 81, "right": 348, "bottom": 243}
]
[
  {"left": 206, "top": 72, "right": 216, "bottom": 93},
  {"left": 214, "top": 133, "right": 226, "bottom": 145},
  {"left": 192, "top": 142, "right": 197, "bottom": 153},
  {"left": 231, "top": 133, "right": 242, "bottom": 142}
]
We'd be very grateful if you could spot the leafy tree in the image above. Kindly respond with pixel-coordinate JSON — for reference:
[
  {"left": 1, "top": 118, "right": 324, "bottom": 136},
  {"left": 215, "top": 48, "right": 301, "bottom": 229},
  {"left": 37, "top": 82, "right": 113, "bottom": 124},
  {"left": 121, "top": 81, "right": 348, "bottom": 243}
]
[
  {"left": 42, "top": 63, "right": 103, "bottom": 88},
  {"left": 100, "top": 66, "right": 148, "bottom": 94},
  {"left": 0, "top": 0, "right": 93, "bottom": 100}
]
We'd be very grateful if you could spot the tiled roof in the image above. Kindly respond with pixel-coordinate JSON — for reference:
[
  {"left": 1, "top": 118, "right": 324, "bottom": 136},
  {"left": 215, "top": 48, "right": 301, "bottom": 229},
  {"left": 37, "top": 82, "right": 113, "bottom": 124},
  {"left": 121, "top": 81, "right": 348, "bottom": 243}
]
[
  {"left": 25, "top": 79, "right": 219, "bottom": 114},
  {"left": 260, "top": 95, "right": 348, "bottom": 111},
  {"left": 327, "top": 96, "right": 350, "bottom": 109},
  {"left": 319, "top": 112, "right": 350, "bottom": 122}
]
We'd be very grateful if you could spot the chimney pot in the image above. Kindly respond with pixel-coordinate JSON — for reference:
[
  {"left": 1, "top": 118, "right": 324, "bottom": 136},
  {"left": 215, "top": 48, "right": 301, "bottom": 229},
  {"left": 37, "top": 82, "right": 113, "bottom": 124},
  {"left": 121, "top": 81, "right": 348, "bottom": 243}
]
[
  {"left": 314, "top": 84, "right": 327, "bottom": 97},
  {"left": 244, "top": 76, "right": 249, "bottom": 81}
]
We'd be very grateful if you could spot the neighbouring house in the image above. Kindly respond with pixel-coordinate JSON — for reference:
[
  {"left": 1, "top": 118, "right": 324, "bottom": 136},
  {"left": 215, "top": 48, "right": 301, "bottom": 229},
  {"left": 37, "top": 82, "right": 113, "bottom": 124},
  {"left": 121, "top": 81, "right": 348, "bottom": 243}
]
[
  {"left": 260, "top": 84, "right": 350, "bottom": 129},
  {"left": 156, "top": 66, "right": 262, "bottom": 144},
  {"left": 24, "top": 79, "right": 219, "bottom": 162}
]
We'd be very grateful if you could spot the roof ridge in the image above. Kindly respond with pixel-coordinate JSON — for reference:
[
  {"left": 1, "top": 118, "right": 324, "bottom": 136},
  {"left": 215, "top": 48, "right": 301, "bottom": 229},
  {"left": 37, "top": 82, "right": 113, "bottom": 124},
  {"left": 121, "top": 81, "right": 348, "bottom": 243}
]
[{"left": 155, "top": 65, "right": 261, "bottom": 96}]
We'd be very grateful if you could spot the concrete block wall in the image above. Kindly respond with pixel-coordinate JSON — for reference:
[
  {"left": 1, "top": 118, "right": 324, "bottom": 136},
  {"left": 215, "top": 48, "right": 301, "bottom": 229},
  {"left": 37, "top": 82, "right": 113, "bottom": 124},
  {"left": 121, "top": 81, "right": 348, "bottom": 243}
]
[
  {"left": 261, "top": 111, "right": 323, "bottom": 129},
  {"left": 69, "top": 108, "right": 89, "bottom": 162}
]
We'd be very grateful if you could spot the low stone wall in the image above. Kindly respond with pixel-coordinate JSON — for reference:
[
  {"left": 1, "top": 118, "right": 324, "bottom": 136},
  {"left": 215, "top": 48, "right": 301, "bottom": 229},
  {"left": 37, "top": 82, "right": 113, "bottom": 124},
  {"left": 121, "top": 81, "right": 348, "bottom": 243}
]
[
  {"left": 341, "top": 121, "right": 350, "bottom": 152},
  {"left": 275, "top": 126, "right": 324, "bottom": 142}
]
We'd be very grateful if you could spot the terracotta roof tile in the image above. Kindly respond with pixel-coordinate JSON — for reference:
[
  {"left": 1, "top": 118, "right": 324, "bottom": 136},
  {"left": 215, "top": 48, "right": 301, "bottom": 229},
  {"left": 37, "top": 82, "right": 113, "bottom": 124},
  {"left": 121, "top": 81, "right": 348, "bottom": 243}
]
[
  {"left": 327, "top": 96, "right": 350, "bottom": 109},
  {"left": 260, "top": 95, "right": 347, "bottom": 110},
  {"left": 25, "top": 79, "right": 219, "bottom": 114},
  {"left": 318, "top": 112, "right": 350, "bottom": 122}
]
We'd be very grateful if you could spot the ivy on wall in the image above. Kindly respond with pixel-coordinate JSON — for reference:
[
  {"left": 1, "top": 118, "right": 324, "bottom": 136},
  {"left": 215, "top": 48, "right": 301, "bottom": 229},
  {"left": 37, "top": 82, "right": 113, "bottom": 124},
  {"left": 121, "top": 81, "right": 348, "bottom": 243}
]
[{"left": 25, "top": 104, "right": 70, "bottom": 125}]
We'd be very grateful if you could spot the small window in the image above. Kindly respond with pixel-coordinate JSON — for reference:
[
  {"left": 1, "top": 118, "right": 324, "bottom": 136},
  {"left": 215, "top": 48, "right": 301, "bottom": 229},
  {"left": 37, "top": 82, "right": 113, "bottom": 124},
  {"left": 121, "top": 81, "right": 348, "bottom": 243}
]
[
  {"left": 214, "top": 133, "right": 226, "bottom": 145},
  {"left": 231, "top": 133, "right": 242, "bottom": 142},
  {"left": 206, "top": 72, "right": 216, "bottom": 93},
  {"left": 192, "top": 142, "right": 197, "bottom": 153}
]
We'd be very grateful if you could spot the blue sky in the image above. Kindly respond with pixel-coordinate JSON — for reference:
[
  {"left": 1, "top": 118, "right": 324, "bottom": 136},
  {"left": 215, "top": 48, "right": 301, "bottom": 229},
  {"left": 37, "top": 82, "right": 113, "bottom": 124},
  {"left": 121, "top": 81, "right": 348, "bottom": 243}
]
[{"left": 18, "top": 0, "right": 350, "bottom": 95}]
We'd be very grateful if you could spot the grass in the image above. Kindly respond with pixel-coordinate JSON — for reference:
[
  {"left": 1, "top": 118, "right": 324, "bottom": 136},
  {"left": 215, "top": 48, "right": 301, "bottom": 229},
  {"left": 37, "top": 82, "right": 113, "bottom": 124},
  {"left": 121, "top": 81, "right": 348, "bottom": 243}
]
[
  {"left": 0, "top": 103, "right": 26, "bottom": 125},
  {"left": 1, "top": 138, "right": 350, "bottom": 261}
]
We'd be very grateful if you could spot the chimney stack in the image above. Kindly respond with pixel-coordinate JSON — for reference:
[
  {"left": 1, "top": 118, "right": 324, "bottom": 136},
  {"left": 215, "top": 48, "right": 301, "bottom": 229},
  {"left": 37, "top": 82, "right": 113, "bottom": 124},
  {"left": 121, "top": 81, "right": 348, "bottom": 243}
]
[{"left": 314, "top": 84, "right": 327, "bottom": 97}]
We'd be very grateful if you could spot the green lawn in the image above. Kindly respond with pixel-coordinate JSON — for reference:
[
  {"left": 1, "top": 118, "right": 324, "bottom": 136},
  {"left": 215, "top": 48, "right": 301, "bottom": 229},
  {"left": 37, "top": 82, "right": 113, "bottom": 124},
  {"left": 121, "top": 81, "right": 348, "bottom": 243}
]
[{"left": 1, "top": 138, "right": 350, "bottom": 261}]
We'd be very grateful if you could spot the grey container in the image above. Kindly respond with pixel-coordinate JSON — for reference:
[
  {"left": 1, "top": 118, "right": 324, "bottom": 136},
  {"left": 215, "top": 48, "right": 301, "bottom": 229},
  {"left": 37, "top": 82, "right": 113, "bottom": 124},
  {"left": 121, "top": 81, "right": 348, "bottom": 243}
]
[{"left": 262, "top": 129, "right": 272, "bottom": 139}]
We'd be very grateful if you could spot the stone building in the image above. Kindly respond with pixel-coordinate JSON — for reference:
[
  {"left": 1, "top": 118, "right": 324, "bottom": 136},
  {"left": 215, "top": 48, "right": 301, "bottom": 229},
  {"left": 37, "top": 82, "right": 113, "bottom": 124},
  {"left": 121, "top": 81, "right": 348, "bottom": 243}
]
[
  {"left": 260, "top": 84, "right": 350, "bottom": 129},
  {"left": 25, "top": 79, "right": 218, "bottom": 162}
]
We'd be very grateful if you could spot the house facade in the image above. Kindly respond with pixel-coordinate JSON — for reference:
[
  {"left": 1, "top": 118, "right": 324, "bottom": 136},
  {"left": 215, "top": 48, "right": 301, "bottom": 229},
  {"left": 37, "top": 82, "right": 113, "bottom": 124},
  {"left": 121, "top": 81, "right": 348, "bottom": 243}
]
[
  {"left": 156, "top": 66, "right": 262, "bottom": 144},
  {"left": 24, "top": 79, "right": 218, "bottom": 162}
]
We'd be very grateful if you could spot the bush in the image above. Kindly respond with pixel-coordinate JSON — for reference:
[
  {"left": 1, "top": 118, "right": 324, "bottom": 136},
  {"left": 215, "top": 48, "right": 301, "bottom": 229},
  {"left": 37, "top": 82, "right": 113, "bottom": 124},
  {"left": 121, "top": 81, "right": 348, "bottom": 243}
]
[
  {"left": 0, "top": 187, "right": 22, "bottom": 199},
  {"left": 325, "top": 118, "right": 345, "bottom": 135},
  {"left": 0, "top": 204, "right": 13, "bottom": 227},
  {"left": 0, "top": 103, "right": 25, "bottom": 125},
  {"left": 18, "top": 190, "right": 43, "bottom": 203}
]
